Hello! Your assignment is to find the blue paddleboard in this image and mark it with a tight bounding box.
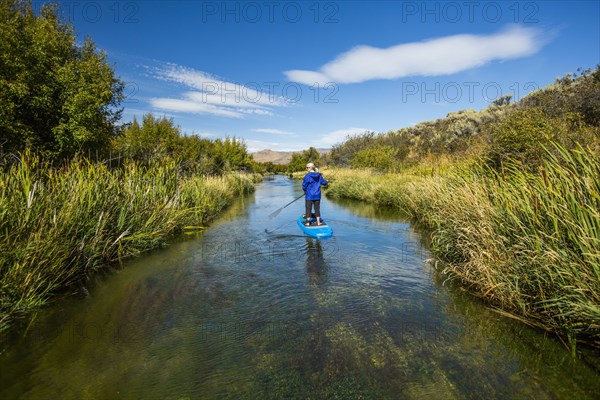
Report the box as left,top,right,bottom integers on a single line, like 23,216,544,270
297,215,333,238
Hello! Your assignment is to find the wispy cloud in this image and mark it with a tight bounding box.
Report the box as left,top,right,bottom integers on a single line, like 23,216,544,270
149,63,287,118
252,128,296,136
151,98,246,118
286,25,547,85
319,127,372,146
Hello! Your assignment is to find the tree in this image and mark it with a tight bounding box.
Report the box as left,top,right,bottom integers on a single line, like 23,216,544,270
304,146,320,163
287,146,321,172
0,0,124,160
212,137,253,172
113,113,255,173
114,114,180,163
176,134,215,174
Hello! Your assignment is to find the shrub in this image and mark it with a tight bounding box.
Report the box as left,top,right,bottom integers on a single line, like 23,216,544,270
351,145,399,171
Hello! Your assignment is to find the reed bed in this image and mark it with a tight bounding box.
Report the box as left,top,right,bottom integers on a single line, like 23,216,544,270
0,154,258,329
327,146,600,348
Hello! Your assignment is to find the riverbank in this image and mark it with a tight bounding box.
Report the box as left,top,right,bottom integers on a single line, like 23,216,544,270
0,154,261,330
325,147,600,349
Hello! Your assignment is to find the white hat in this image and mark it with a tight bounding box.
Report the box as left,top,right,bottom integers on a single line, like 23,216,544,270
306,162,314,168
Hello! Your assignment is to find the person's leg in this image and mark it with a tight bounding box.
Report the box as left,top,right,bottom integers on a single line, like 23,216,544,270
305,200,312,225
314,200,321,224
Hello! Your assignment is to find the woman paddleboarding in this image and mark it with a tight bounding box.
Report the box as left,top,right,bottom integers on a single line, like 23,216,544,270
302,162,328,226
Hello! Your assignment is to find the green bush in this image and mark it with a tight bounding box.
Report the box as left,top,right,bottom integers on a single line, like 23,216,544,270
485,107,599,170
521,66,600,127
351,145,399,171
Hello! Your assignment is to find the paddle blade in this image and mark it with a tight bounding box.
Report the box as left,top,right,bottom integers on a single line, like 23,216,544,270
268,207,283,219
269,193,304,220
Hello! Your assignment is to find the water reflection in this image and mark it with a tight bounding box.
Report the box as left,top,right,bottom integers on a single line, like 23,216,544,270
305,237,328,284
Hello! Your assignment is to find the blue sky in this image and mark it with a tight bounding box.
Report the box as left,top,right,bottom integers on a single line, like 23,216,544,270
55,1,599,152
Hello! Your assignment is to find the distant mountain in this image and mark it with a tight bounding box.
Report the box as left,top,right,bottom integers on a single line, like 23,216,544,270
251,148,331,164
251,150,294,164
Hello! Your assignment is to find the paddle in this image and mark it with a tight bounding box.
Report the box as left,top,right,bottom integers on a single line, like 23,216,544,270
268,169,335,220
268,193,305,219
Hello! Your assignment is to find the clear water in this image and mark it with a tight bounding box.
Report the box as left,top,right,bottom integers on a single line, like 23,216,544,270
1,175,599,399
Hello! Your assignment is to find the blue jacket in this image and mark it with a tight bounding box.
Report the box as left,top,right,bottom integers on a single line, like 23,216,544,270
302,172,328,200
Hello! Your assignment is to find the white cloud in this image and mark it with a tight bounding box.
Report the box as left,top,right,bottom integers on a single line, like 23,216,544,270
151,98,244,118
285,25,546,85
149,63,286,118
285,70,330,86
319,127,372,146
242,108,273,116
252,128,296,136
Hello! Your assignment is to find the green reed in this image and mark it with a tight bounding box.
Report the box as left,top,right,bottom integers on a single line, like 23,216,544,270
0,153,258,329
327,145,600,348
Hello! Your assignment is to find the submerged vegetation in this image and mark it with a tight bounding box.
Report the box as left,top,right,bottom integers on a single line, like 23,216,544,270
326,67,600,348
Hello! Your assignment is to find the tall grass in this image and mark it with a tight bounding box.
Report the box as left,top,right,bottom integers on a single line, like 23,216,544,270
0,153,259,329
327,145,600,348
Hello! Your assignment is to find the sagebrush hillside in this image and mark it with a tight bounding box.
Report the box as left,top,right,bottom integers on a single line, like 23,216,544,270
326,67,600,170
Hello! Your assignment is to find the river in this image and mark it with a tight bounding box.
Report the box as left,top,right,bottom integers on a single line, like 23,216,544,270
1,175,598,399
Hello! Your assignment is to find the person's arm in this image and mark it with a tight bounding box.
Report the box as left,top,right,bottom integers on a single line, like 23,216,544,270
320,175,328,186
302,175,308,192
